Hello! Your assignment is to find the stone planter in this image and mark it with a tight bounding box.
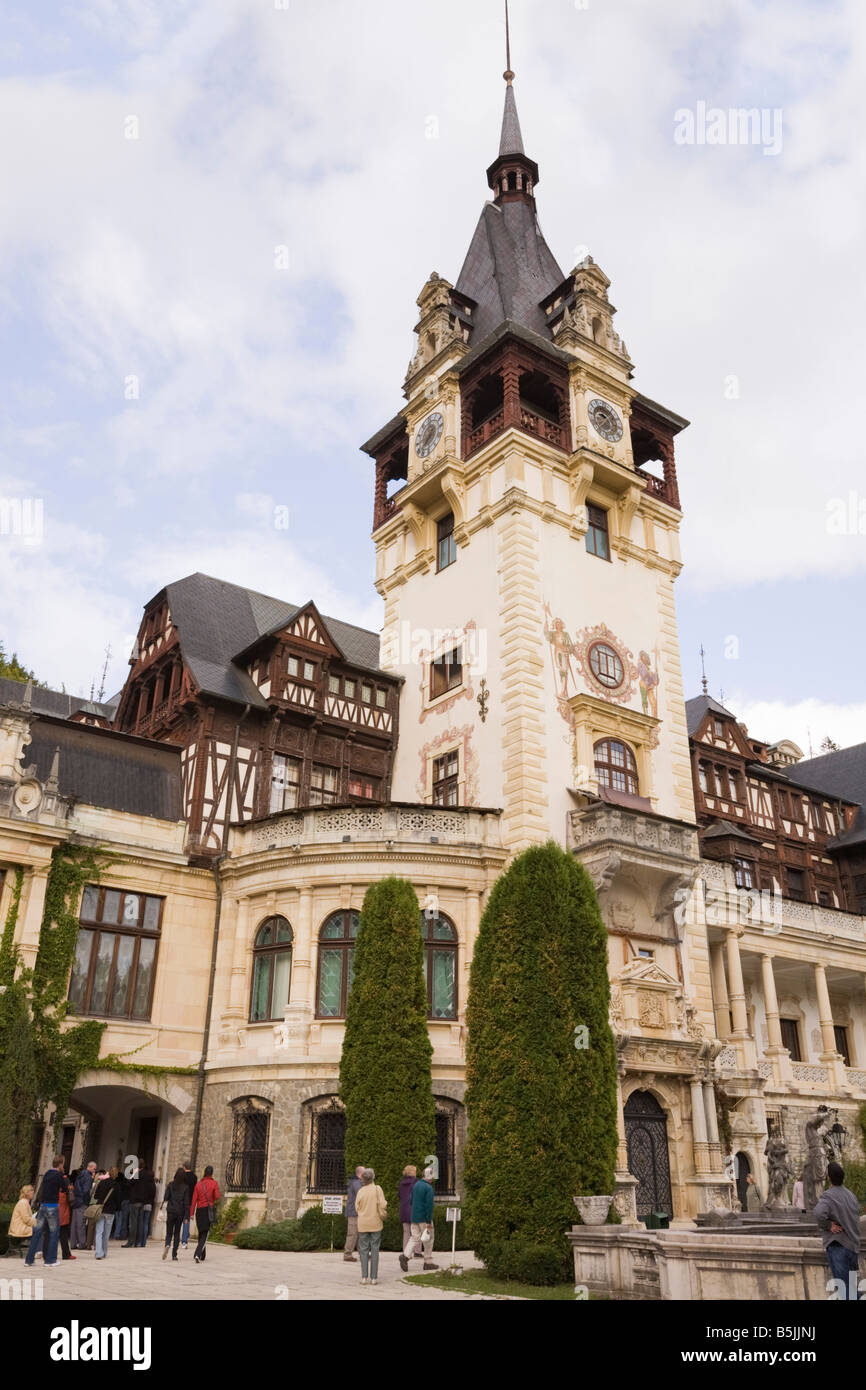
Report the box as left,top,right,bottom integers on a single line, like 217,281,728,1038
574,1195,613,1226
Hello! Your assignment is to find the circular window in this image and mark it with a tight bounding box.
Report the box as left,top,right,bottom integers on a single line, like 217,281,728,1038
588,642,624,689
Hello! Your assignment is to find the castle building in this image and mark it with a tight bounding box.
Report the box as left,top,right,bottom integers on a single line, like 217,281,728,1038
2,69,864,1227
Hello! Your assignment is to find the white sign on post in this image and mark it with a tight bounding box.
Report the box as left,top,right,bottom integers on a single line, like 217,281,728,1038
446,1207,461,1223
322,1196,343,1215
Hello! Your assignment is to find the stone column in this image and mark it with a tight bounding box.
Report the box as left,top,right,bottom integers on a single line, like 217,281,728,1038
702,1081,720,1146
612,1060,639,1225
761,954,784,1051
15,864,51,969
280,886,315,1056
710,942,731,1040
813,963,838,1059
725,929,749,1036
690,1074,709,1170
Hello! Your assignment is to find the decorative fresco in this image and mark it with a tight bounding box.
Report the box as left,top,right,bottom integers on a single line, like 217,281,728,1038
417,617,479,723
417,724,480,805
542,601,661,730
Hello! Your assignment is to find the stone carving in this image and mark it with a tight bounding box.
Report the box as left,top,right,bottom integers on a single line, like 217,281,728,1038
637,990,665,1029
763,1128,793,1209
802,1105,833,1209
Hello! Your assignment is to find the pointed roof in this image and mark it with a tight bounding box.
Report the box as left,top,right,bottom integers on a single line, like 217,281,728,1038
499,82,525,156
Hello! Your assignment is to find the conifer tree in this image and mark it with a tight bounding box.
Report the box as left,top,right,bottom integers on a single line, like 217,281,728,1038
464,841,617,1277
339,877,436,1207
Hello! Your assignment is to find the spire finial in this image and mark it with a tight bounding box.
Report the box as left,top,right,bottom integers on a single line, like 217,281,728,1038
699,644,708,696
504,0,514,84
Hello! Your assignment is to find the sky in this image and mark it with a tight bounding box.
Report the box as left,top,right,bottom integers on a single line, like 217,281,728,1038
0,0,864,755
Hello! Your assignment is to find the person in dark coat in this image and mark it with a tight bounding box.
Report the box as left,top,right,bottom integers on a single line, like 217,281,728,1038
24,1157,68,1268
70,1161,96,1249
161,1168,191,1261
124,1166,156,1247
181,1162,197,1250
398,1166,423,1260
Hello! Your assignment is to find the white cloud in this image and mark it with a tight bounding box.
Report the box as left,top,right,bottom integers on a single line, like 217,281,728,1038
731,695,866,757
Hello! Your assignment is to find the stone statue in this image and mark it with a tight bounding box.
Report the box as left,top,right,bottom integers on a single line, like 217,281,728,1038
763,1128,793,1209
802,1105,833,1209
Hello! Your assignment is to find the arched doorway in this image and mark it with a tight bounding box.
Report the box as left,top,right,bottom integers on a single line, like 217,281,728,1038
624,1090,673,1220
734,1151,751,1212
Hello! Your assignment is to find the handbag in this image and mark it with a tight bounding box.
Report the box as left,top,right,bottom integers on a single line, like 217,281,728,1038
207,1204,216,1224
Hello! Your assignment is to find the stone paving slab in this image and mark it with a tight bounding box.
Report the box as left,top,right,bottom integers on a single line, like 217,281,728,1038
10,1243,489,1301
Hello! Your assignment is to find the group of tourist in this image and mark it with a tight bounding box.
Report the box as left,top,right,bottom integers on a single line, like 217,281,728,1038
341,1163,439,1286
6,1155,222,1267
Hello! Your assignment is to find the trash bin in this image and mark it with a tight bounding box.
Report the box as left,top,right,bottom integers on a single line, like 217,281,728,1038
644,1211,670,1230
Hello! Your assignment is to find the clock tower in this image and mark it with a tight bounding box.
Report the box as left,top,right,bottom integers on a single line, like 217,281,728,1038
364,68,696,855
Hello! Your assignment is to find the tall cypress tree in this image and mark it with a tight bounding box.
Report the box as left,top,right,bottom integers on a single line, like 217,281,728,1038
339,877,436,1207
464,841,617,1275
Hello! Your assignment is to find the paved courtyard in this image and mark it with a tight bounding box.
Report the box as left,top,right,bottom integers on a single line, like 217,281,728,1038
9,1243,490,1301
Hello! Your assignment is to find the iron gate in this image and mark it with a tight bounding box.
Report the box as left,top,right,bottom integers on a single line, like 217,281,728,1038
624,1090,673,1219
307,1102,346,1194
226,1103,270,1193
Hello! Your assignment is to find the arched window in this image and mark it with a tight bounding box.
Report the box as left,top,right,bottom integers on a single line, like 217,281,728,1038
250,916,293,1022
306,1098,346,1194
594,739,639,796
316,910,360,1018
226,1097,271,1193
422,913,458,1020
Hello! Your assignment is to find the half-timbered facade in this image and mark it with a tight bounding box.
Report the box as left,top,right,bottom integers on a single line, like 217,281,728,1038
113,574,401,856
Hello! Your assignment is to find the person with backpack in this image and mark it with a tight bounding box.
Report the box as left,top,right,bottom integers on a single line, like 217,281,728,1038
189,1165,221,1263
162,1168,191,1261
70,1161,96,1250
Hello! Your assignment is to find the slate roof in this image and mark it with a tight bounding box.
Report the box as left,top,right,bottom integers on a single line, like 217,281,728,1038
788,743,866,849
685,694,738,737
498,83,525,157
29,717,182,821
0,677,117,721
162,573,385,710
454,199,565,347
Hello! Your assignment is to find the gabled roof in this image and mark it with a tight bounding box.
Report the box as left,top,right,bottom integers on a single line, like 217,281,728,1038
160,573,386,710
701,818,760,844
685,694,738,737
790,743,866,848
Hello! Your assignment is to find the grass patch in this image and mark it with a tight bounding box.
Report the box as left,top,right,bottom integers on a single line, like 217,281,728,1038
404,1269,578,1300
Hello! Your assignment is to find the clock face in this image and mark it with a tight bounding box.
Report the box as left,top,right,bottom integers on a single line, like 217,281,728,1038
415,411,444,459
588,398,623,443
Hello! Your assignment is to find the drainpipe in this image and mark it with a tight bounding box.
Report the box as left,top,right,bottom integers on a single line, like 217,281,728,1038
190,704,249,1172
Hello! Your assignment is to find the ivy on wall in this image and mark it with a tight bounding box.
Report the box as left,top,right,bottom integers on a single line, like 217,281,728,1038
0,847,108,1199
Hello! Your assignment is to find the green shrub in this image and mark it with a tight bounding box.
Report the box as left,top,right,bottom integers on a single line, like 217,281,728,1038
464,842,618,1280
209,1194,247,1243
234,1220,318,1252
484,1239,572,1286
340,878,436,1209
298,1205,348,1247
843,1161,866,1204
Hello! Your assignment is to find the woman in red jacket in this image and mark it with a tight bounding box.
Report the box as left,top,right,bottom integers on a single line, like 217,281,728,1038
189,1165,221,1263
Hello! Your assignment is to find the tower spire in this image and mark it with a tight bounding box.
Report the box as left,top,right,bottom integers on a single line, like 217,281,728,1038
504,0,514,84
699,644,709,696
487,2,537,202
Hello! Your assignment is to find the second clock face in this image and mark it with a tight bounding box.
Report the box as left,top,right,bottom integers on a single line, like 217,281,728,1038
588,398,623,443
415,411,444,459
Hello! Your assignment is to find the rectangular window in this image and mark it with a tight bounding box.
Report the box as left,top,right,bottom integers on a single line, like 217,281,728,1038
637,948,655,960
310,764,339,805
786,868,806,901
303,661,315,682
728,771,740,801
344,679,356,700
834,1025,851,1066
348,776,380,800
68,886,163,1021
328,675,340,694
585,504,610,561
430,646,463,700
733,858,754,889
270,754,301,813
432,750,459,807
437,513,457,571
779,1017,802,1061
713,719,724,738
287,657,299,677
361,684,372,704
698,763,708,793
713,768,724,797
375,688,387,708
